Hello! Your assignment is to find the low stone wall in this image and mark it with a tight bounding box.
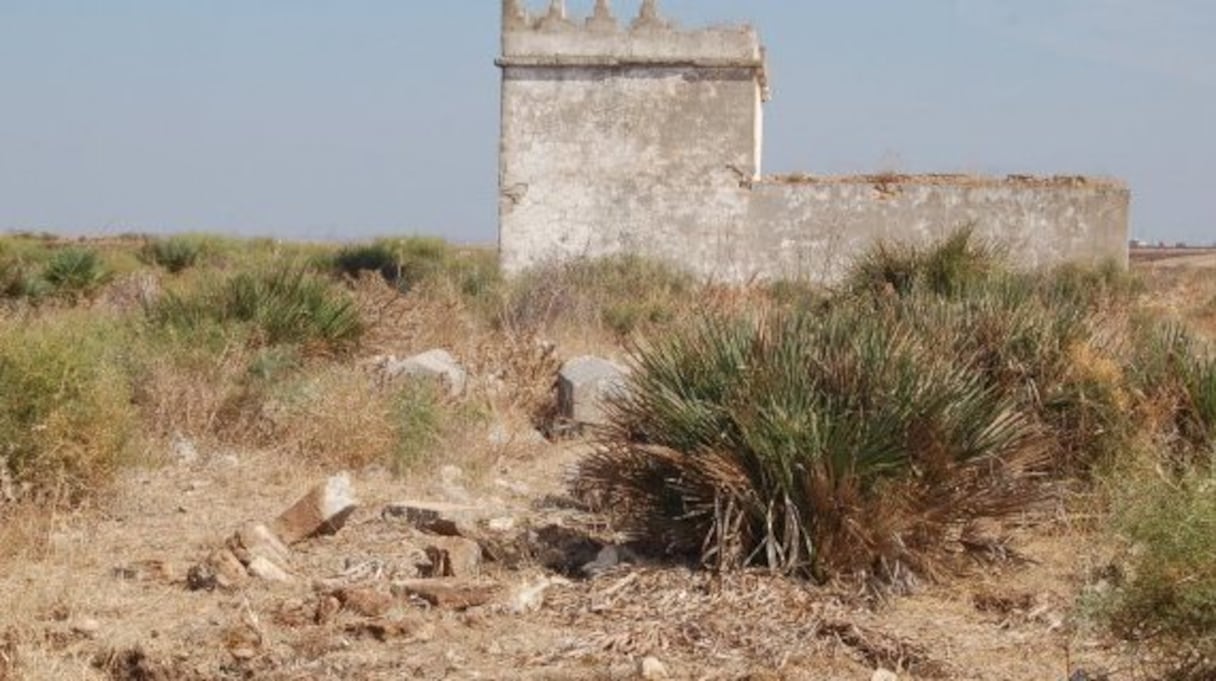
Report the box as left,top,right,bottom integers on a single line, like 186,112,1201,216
732,175,1131,284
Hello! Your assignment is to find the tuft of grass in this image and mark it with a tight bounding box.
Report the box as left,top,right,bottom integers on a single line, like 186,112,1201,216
140,236,203,273
330,238,501,306
389,380,444,474
501,254,694,338
151,267,363,352
0,315,138,506
847,226,1000,298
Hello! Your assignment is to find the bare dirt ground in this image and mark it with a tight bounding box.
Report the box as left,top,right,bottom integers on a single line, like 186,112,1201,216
0,443,1127,681
4,254,1215,681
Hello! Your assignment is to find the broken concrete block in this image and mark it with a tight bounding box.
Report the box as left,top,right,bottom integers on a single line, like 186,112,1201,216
391,579,500,610
272,473,358,545
383,350,467,397
246,555,292,582
231,522,292,567
421,536,482,578
187,548,249,591
557,356,629,426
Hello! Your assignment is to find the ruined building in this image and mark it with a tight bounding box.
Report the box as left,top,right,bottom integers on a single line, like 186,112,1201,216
496,0,1130,282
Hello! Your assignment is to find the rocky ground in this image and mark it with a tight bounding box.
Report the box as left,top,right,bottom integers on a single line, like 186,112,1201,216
0,420,1135,681
6,251,1214,681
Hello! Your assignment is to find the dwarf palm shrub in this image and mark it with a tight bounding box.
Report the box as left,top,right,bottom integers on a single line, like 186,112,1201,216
579,307,1041,584
1130,323,1216,457
141,236,203,273
41,247,110,296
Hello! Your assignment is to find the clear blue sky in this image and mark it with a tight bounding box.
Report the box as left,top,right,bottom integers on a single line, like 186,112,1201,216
1,1,1212,244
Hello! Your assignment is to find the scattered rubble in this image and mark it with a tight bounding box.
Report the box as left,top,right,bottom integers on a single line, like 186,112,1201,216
188,474,355,590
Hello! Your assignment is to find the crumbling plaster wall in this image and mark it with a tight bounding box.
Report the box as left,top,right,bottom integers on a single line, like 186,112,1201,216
497,1,1130,283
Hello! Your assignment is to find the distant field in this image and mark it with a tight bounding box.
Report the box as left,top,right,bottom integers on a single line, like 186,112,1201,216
1131,246,1216,263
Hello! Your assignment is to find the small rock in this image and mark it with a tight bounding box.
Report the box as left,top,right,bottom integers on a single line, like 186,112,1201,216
345,616,433,643
112,559,177,583
230,523,292,568
382,500,480,536
272,472,358,545
871,670,899,681
71,618,101,638
582,545,623,577
440,465,464,485
487,516,517,533
509,577,560,614
487,423,511,447
247,555,292,582
639,656,669,680
494,478,530,496
421,536,482,578
190,549,248,591
170,433,199,464
382,349,467,397
315,596,342,625
336,588,394,617
391,579,500,610
558,356,629,426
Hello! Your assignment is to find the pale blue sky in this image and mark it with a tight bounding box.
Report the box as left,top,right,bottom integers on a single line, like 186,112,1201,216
1,1,1212,244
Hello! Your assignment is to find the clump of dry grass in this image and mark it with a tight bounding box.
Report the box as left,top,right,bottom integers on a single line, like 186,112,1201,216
259,365,398,470
0,313,138,507
498,254,696,339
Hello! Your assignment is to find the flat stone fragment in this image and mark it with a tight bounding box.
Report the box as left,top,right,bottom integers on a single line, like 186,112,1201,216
557,356,629,426
272,473,358,545
381,500,481,536
383,349,467,397
246,555,292,582
391,579,500,610
421,536,483,578
335,587,395,617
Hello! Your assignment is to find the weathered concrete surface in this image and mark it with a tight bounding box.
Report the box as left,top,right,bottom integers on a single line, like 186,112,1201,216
496,1,1130,283
558,356,629,426
743,176,1130,284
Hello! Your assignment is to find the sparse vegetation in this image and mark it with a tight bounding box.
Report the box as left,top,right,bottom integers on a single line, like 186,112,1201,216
1095,460,1216,680
578,229,1213,595
0,315,137,505
330,237,501,301
3,229,1216,679
151,266,363,352
500,254,694,337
